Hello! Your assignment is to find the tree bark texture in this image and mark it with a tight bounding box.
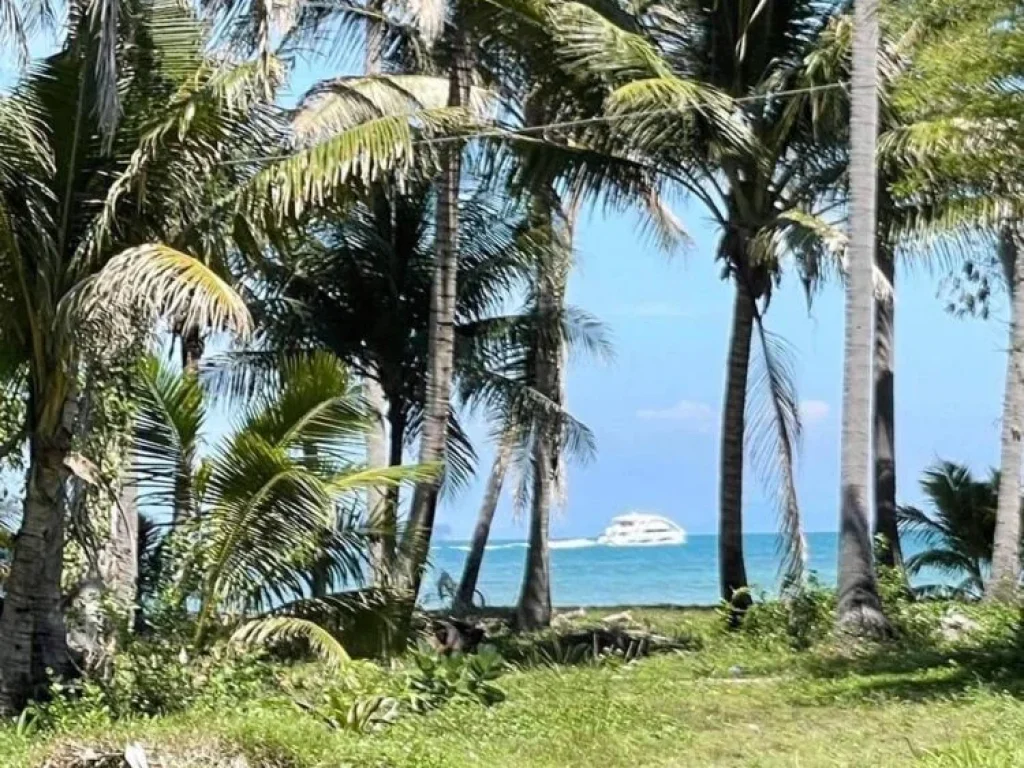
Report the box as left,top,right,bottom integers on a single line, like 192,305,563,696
0,402,76,713
873,243,902,569
719,282,754,612
837,0,888,636
988,226,1024,602
365,375,393,583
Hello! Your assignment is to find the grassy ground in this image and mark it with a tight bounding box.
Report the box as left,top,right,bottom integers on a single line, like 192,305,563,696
6,606,1024,767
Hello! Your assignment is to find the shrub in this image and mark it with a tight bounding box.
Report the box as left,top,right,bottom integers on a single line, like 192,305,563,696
17,639,274,734
404,645,506,712
738,577,836,650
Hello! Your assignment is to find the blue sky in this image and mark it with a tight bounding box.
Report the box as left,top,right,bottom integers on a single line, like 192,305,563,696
437,200,1010,540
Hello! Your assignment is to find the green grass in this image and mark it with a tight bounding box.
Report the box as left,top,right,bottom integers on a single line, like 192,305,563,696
8,606,1024,767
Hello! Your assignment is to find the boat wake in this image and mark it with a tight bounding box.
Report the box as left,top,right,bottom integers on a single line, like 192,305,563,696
449,542,529,552
550,538,598,550
448,539,599,552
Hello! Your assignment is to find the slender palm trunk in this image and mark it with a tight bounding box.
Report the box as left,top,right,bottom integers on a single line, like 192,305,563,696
837,0,888,635
385,406,405,537
988,226,1024,602
173,328,202,525
517,201,568,631
873,243,902,569
0,401,75,713
454,429,514,613
361,0,393,585
719,281,754,614
403,42,465,600
365,376,392,582
518,433,553,629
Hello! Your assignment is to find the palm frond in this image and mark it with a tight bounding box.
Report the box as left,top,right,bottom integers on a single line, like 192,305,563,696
134,356,206,508
232,616,351,667
241,105,472,220
745,322,806,591
242,351,366,457
294,74,495,143
75,244,252,341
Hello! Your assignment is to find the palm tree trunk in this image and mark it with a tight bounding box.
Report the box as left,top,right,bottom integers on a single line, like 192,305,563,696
988,225,1024,602
173,327,202,525
455,428,514,614
180,325,204,375
385,405,405,546
719,281,754,615
837,0,888,635
365,376,392,583
517,200,568,631
517,432,553,629
873,243,902,569
403,40,466,600
0,402,76,713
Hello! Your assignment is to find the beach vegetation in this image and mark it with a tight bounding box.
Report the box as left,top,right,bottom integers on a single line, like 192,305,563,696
0,0,1021,760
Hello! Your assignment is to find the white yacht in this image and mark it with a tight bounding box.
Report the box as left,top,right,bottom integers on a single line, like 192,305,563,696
597,512,686,547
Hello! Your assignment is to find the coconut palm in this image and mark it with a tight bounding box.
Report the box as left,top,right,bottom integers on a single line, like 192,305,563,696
0,0,283,710
134,351,430,656
897,461,1001,598
546,0,855,608
238,179,604,601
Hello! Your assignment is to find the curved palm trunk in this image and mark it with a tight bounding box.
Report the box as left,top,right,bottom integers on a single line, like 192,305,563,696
455,429,514,613
0,401,75,713
873,244,902,569
988,226,1024,602
403,44,465,601
365,376,392,583
837,0,888,635
719,282,754,615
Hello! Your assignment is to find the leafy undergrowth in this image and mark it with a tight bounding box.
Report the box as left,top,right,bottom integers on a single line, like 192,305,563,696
8,604,1024,767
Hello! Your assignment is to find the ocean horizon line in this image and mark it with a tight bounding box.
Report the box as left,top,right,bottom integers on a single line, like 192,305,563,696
434,530,842,544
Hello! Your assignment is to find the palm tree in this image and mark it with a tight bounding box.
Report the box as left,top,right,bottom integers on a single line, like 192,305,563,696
134,352,428,656
897,461,1000,598
547,0,854,608
0,1,271,711
836,0,888,635
516,197,572,629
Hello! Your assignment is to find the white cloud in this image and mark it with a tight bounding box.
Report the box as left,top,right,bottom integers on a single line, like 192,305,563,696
637,400,715,433
799,400,830,425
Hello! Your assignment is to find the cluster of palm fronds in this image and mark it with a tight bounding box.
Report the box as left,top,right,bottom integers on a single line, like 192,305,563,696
898,462,1004,599
131,351,433,660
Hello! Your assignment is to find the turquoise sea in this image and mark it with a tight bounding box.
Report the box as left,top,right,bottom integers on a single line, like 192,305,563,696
424,531,929,608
